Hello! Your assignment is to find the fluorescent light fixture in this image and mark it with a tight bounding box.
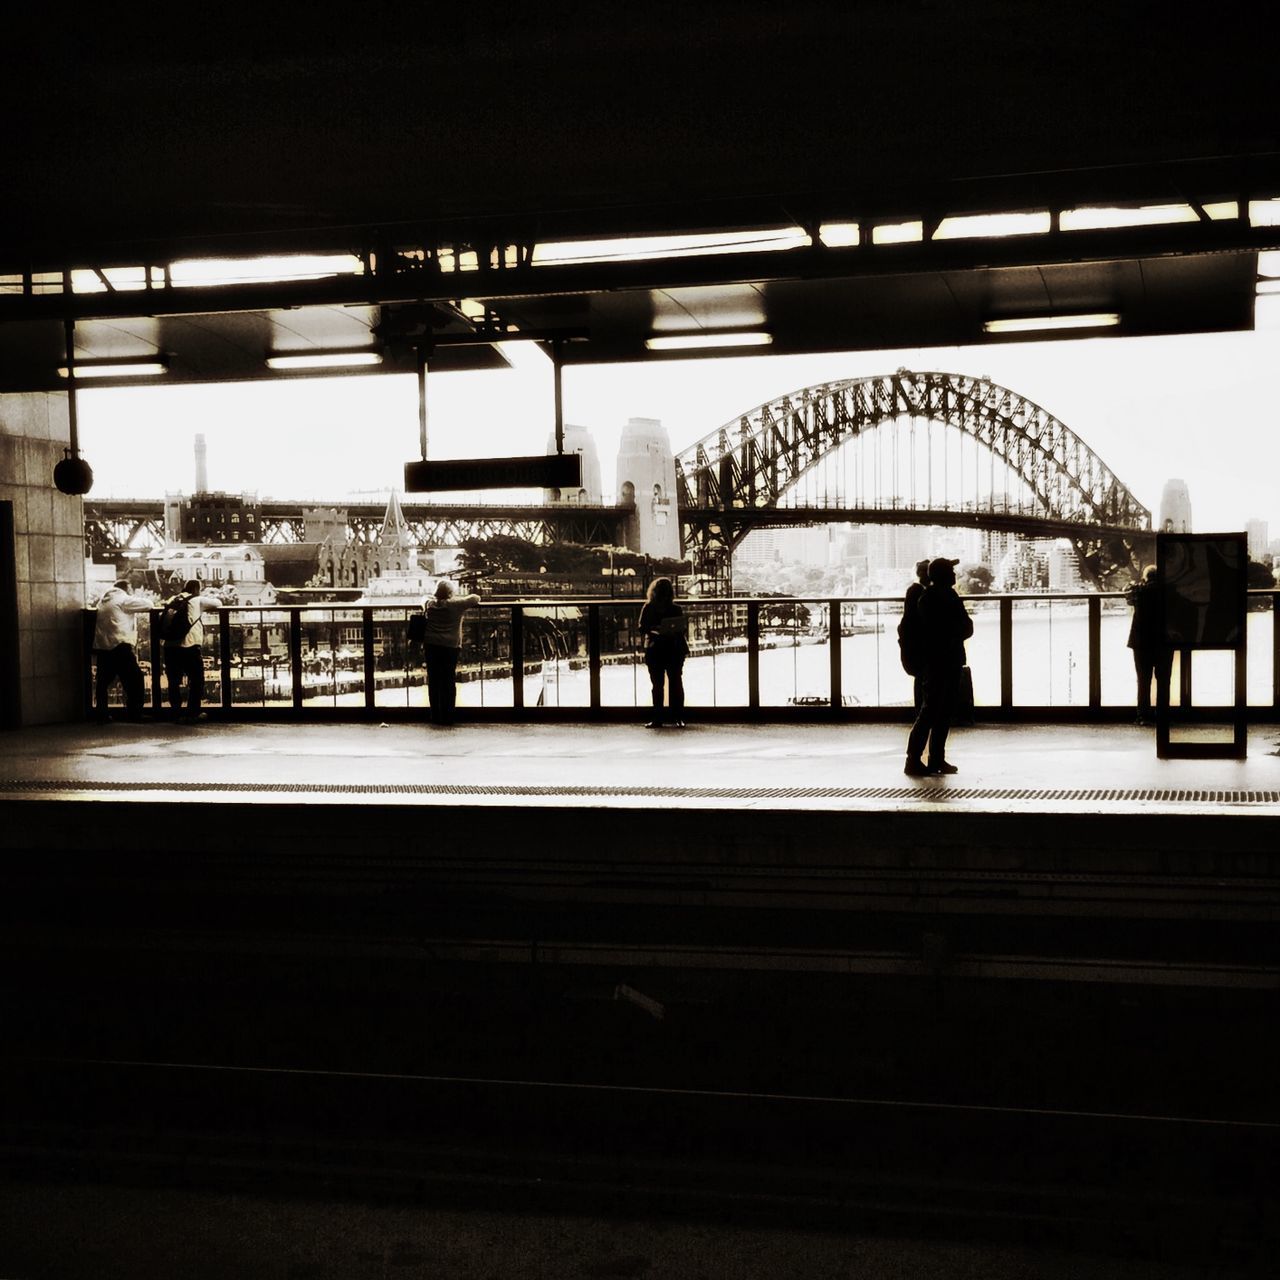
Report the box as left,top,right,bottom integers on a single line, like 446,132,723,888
933,211,1051,240
170,254,364,288
645,331,773,351
57,357,168,378
265,350,383,370
533,227,810,267
1060,204,1196,231
818,223,860,247
871,221,924,245
1259,251,1280,278
1249,199,1280,227
1256,279,1280,295
1203,201,1239,220
983,313,1120,334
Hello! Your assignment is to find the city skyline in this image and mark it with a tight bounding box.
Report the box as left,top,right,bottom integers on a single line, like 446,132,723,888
78,326,1279,535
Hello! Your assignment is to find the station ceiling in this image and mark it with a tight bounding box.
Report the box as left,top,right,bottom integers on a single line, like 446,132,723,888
2,9,1278,391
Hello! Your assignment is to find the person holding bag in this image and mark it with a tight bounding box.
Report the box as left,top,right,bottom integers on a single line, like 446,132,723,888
638,576,688,728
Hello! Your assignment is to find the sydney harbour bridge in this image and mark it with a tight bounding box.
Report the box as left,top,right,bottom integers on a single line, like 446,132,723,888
83,370,1153,587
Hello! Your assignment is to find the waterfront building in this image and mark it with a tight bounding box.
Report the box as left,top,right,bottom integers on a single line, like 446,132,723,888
310,491,422,589
146,544,274,605
1158,479,1193,533
180,490,262,544
1047,539,1086,590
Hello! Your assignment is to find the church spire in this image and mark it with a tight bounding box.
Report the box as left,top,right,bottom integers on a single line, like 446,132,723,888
379,488,411,548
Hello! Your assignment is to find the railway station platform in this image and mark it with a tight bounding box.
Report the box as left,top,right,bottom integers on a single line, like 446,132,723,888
3,721,1280,1270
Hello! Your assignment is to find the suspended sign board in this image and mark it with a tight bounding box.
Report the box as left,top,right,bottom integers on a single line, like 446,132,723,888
404,454,582,493
1158,532,1247,649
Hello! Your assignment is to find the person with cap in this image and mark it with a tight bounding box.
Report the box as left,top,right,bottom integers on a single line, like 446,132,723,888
904,557,973,776
898,557,932,709
91,578,153,722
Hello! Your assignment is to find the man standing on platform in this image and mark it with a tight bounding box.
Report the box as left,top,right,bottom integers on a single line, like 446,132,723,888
161,578,224,722
904,557,973,777
91,579,152,722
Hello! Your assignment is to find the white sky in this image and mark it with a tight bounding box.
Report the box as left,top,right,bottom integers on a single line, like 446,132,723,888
78,329,1279,535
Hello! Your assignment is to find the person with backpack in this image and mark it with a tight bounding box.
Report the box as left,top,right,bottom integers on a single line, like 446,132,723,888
420,580,481,725
91,579,153,722
897,558,931,709
638,576,689,727
904,557,973,777
159,578,223,722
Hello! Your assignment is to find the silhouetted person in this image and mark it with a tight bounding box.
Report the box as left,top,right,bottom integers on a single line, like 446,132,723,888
1126,565,1172,725
161,578,223,722
422,579,480,725
639,576,688,727
905,558,973,776
92,579,151,722
898,557,931,709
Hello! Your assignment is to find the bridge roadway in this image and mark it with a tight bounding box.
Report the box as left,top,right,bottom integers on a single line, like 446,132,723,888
3,722,1279,1266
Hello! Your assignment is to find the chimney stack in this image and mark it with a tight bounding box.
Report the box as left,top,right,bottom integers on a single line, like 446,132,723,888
194,433,208,493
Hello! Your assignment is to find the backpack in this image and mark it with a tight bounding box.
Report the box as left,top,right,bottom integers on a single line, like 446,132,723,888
897,589,925,677
407,609,427,647
157,594,195,646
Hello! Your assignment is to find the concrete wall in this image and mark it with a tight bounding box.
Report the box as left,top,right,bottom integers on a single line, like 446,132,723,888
0,393,86,725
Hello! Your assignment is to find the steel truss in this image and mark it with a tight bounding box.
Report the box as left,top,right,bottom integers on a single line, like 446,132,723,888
675,370,1153,586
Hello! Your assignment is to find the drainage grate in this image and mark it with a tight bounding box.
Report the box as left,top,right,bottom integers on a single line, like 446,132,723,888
2,779,1279,805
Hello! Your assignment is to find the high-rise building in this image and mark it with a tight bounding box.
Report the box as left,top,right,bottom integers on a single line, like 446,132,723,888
543,423,602,504
616,417,681,561
1245,518,1269,560
1158,479,1192,533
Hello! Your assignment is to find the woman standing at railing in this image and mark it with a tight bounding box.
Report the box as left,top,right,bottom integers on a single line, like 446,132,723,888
638,576,689,728
422,580,480,726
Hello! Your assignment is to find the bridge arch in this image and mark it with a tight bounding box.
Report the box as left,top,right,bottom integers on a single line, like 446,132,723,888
674,370,1152,583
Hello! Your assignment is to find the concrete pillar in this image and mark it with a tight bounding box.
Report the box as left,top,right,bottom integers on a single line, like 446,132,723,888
0,392,87,725
615,417,680,561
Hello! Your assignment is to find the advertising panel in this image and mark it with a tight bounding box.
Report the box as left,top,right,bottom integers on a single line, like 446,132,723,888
1157,533,1247,650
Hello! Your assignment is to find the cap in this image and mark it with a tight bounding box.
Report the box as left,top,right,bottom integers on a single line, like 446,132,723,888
927,557,959,582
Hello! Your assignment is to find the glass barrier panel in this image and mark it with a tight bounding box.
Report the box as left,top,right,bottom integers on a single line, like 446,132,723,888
226,609,272,707
684,601,748,708
598,602,643,709
759,598,825,707
198,611,223,709
961,598,1001,707
522,605,591,708
1247,601,1275,706
374,608,423,709
852,599,908,710
296,608,346,708
1099,596,1133,707
456,606,513,708
1044,598,1090,707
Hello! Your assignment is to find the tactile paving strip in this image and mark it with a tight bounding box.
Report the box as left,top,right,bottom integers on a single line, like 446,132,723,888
2,779,1279,804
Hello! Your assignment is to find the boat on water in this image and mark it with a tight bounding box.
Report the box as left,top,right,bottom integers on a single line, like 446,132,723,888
352,567,440,608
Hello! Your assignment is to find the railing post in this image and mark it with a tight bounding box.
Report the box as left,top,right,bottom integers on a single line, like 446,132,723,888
587,603,602,709
1179,648,1193,707
218,610,232,710
828,599,841,710
1087,595,1101,709
999,597,1013,708
150,609,163,713
747,601,760,709
362,608,375,709
511,605,524,710
1272,593,1280,711
290,608,303,711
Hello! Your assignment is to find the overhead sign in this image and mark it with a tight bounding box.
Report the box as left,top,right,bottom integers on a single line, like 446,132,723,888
404,454,583,493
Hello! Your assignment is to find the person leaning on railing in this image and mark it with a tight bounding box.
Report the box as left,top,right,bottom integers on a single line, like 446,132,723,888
1126,565,1172,726
91,579,152,723
162,578,225,723
422,580,481,726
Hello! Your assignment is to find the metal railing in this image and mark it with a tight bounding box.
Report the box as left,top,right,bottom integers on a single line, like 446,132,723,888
83,591,1280,720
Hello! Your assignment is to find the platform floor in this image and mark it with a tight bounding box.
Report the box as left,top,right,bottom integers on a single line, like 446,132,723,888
3,719,1279,813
